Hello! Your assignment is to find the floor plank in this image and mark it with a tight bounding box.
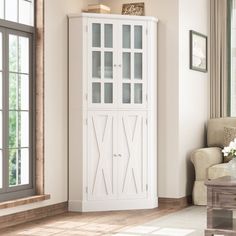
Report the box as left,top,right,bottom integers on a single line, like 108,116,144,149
0,205,186,236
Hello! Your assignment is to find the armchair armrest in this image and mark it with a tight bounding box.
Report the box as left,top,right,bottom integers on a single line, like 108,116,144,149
191,147,223,181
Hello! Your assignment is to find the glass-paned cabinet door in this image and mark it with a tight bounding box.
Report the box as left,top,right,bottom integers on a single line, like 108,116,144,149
88,19,117,108
119,22,146,108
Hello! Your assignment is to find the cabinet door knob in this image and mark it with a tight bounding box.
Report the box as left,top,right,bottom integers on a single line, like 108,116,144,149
118,154,122,157
113,64,117,67
113,154,117,157
118,64,122,67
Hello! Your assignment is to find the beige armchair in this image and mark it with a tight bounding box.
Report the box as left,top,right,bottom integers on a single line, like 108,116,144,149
191,117,236,205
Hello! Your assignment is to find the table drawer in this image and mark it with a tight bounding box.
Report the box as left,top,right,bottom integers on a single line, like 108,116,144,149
212,188,236,208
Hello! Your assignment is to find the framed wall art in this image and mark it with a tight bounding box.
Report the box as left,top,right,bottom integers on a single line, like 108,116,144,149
190,30,207,73
122,2,145,16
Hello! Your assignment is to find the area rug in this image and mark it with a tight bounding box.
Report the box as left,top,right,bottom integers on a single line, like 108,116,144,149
115,206,206,236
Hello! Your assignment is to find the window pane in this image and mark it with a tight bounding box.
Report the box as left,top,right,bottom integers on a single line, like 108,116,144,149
123,25,131,49
6,0,18,23
20,148,29,185
19,0,34,26
0,72,2,109
9,73,18,110
105,24,113,48
134,26,142,49
0,112,2,149
92,23,101,47
19,36,29,74
9,35,18,73
20,112,29,147
104,52,113,79
104,83,113,103
0,0,3,19
9,74,29,111
9,148,29,186
9,111,29,148
0,32,2,71
134,84,142,104
92,83,101,103
134,53,142,79
9,149,17,186
123,83,131,104
123,52,131,79
20,75,29,110
9,111,19,148
0,150,2,188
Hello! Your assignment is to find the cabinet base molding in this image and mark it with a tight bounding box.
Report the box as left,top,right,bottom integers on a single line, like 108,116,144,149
69,198,158,212
158,196,192,208
0,202,68,229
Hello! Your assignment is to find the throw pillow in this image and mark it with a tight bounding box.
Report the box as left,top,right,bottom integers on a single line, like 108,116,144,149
223,126,236,162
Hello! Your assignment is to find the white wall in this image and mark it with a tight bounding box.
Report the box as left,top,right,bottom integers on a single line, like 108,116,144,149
100,0,210,198
0,0,90,217
0,0,210,217
178,0,210,197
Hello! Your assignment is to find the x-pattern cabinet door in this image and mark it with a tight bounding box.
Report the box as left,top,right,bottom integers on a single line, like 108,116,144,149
117,111,147,199
87,111,117,200
87,110,147,200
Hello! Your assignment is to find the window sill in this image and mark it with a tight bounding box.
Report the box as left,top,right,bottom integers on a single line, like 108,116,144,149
0,194,50,210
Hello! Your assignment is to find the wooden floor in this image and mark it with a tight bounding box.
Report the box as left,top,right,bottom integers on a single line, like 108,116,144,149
0,205,186,236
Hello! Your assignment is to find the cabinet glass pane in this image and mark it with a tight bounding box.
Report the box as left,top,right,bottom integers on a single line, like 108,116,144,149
92,83,101,103
104,83,113,104
92,23,101,47
134,84,142,104
105,24,113,48
134,53,142,79
123,25,131,49
104,52,113,79
92,51,101,78
6,0,17,23
123,53,131,79
134,26,142,49
123,83,131,104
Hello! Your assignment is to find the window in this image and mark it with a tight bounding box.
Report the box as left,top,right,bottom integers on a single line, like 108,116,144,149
0,0,35,201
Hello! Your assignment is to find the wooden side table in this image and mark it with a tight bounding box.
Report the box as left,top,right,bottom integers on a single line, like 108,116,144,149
205,176,236,236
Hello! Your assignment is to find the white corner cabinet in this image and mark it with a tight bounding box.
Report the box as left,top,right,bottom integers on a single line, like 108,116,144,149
68,13,158,212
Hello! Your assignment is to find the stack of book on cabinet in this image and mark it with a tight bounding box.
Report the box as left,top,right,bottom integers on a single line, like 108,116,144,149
83,4,111,14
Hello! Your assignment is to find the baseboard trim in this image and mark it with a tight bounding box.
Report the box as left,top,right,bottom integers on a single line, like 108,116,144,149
158,196,192,208
0,202,68,229
69,198,158,212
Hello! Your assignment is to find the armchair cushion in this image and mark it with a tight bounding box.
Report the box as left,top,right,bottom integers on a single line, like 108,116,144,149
191,147,223,180
207,118,236,148
208,163,229,179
